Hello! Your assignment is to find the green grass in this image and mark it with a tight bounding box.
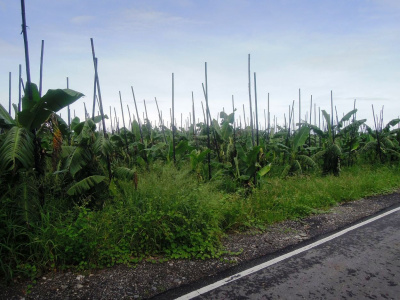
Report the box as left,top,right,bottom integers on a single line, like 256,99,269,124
1,162,400,283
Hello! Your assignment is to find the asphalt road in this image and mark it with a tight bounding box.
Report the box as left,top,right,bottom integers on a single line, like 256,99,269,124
177,208,400,299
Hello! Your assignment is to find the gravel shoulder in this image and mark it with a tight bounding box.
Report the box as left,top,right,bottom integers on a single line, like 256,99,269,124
2,191,400,300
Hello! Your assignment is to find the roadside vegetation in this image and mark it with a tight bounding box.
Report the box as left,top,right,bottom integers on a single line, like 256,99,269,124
2,0,400,284
1,85,400,283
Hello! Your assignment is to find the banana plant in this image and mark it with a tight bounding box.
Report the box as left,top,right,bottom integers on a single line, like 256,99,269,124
361,118,400,163
0,83,83,176
281,126,316,177
58,117,112,203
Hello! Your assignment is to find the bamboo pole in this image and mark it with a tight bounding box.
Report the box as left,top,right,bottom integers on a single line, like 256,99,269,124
243,104,247,128
67,77,70,130
314,103,316,126
90,39,105,129
205,62,211,179
331,90,334,141
254,72,259,146
91,72,96,120
192,92,196,135
114,107,119,134
232,95,236,144
90,38,111,179
119,91,129,153
39,40,44,97
372,104,383,162
309,95,312,148
298,88,301,129
144,99,149,124
248,54,254,146
20,0,32,101
83,102,88,120
155,97,166,143
90,43,107,137
264,109,266,134
130,87,144,142
110,106,114,133
201,83,220,163
18,64,22,112
8,72,11,116
201,101,206,124
127,105,132,129
172,73,176,163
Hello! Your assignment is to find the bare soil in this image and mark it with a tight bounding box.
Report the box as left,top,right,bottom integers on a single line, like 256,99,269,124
2,191,400,300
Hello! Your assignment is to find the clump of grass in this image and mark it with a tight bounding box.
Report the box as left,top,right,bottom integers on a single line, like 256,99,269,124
245,163,400,226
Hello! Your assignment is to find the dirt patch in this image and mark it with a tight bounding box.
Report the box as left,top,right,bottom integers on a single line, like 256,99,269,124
2,191,400,299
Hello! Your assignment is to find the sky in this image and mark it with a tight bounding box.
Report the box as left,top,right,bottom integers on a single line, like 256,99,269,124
1,0,400,130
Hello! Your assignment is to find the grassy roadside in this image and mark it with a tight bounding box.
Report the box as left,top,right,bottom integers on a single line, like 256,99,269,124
1,163,400,283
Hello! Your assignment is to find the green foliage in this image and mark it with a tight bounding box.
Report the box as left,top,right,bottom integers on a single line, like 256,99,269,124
0,127,34,173
4,81,400,287
19,83,84,131
67,175,106,196
0,104,16,129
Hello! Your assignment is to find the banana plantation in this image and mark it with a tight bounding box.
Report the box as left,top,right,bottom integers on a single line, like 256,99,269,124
1,78,400,282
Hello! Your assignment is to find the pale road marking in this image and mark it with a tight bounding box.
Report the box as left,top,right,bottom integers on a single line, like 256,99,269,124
176,206,400,300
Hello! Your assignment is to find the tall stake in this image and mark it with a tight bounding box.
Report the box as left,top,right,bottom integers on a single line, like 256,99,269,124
232,95,236,143
298,88,301,129
254,72,259,146
309,95,312,148
248,54,254,146
90,39,111,180
267,93,270,140
143,99,149,124
119,91,129,153
201,101,206,124
192,92,196,135
331,90,334,141
109,106,114,133
90,39,107,135
372,105,383,162
205,62,211,179
155,97,166,143
67,77,70,130
39,40,44,96
172,73,176,163
20,0,32,100
127,105,132,129
92,59,107,136
131,87,144,142
114,107,119,133
8,72,11,116
91,72,97,120
243,104,247,128
83,102,87,120
18,64,22,112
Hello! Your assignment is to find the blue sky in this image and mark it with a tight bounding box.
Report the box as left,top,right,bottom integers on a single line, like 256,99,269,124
1,0,400,129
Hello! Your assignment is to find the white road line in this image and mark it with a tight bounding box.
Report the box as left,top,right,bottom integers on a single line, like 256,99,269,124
176,206,400,300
